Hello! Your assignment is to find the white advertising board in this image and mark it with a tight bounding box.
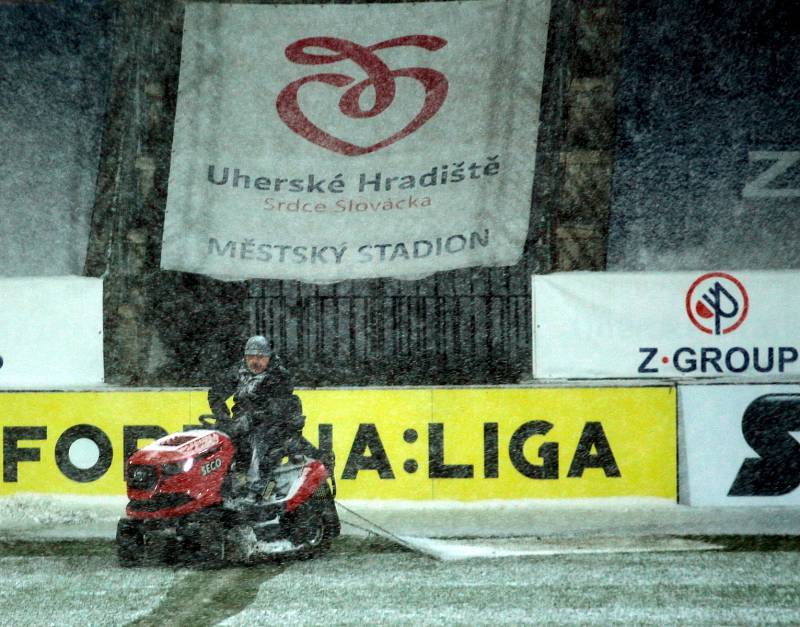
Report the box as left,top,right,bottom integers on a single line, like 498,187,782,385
680,384,800,506
0,277,103,388
532,271,800,379
161,0,550,282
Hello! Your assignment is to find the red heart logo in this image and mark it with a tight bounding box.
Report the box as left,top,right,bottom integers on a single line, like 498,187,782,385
276,36,449,156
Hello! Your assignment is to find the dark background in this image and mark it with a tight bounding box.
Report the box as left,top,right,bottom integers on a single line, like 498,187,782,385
0,0,112,275
2,0,797,386
608,0,800,270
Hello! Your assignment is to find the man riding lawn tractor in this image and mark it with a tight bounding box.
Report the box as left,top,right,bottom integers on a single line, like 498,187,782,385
116,335,340,566
206,335,327,499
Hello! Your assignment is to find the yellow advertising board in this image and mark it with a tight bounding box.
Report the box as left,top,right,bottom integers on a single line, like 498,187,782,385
0,391,207,496
0,387,676,500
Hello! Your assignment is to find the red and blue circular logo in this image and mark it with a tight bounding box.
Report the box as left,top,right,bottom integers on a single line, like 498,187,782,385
685,272,749,335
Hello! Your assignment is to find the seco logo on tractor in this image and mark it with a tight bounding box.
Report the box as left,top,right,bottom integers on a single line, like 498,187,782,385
201,458,223,476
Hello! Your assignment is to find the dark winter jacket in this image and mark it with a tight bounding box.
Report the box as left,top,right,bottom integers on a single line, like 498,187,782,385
207,356,325,479
208,355,295,422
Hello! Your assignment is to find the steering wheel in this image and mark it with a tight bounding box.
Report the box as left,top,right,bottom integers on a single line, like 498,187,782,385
198,413,217,427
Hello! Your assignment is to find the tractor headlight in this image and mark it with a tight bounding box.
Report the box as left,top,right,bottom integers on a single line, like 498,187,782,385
162,458,194,476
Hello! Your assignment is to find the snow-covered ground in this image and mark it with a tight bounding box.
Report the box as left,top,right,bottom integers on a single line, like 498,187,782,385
1,527,799,626
2,494,799,625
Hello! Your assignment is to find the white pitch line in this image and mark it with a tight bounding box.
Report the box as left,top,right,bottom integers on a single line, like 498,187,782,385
397,536,723,561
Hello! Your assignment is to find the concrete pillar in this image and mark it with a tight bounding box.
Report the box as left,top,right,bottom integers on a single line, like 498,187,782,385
553,0,619,271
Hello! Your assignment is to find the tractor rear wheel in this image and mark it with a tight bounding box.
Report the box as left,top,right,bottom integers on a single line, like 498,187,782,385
281,484,337,558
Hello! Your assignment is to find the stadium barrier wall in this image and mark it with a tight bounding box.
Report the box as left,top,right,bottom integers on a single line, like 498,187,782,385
0,386,676,501
530,271,800,508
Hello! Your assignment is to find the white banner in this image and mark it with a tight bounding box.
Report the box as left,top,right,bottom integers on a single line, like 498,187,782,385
680,384,800,506
0,277,104,388
161,0,550,282
532,271,800,379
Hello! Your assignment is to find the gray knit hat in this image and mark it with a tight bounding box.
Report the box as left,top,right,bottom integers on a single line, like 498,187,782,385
244,335,271,357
